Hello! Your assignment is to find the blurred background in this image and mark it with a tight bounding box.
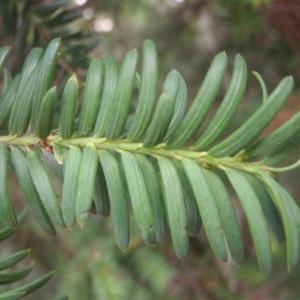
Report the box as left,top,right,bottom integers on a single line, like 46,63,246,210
1,0,300,299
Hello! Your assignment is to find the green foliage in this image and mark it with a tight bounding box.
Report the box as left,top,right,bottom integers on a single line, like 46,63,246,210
0,38,300,277
250,0,273,7
54,222,177,300
0,0,99,70
0,211,52,299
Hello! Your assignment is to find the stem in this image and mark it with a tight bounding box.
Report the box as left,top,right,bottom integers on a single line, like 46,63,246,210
0,134,268,175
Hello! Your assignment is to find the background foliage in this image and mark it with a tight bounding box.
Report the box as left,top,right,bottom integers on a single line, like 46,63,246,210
1,0,300,299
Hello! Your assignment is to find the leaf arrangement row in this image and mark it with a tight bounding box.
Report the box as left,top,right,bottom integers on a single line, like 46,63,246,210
0,211,52,299
0,38,300,274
